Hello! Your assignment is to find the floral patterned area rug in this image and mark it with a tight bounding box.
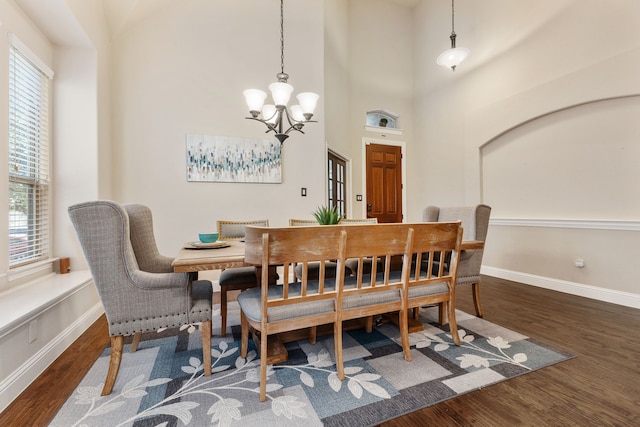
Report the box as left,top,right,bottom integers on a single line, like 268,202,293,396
49,307,572,427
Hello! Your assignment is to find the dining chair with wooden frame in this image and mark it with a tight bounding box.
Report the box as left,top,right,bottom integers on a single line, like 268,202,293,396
216,219,273,335
288,218,318,226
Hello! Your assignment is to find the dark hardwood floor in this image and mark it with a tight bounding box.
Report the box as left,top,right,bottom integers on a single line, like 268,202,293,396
1,276,639,426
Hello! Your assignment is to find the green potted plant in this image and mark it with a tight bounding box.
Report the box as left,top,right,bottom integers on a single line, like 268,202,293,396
312,205,343,225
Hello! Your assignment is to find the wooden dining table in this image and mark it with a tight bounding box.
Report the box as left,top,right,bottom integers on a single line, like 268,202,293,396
173,239,484,273
172,240,248,273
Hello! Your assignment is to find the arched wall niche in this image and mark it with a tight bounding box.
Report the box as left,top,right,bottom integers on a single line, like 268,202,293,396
480,95,640,220
464,48,640,207
458,47,640,305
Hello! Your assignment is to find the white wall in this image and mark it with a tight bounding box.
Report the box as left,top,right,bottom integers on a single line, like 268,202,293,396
3,0,640,411
347,0,414,219
412,0,640,304
110,0,326,256
0,0,106,410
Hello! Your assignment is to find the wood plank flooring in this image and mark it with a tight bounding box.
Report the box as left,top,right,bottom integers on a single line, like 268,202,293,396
1,276,639,426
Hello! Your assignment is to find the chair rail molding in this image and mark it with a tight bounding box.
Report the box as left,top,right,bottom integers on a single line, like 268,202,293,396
490,218,640,232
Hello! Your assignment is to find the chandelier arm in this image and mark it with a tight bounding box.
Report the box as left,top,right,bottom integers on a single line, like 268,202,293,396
244,116,278,134
281,108,305,135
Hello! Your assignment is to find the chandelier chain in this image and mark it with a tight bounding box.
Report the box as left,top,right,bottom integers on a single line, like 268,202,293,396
280,0,285,74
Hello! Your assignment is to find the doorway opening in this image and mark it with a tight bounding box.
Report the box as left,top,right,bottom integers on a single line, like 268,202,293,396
363,140,406,223
328,150,347,218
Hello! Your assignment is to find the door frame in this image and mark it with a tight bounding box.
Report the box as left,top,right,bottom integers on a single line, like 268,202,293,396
360,137,407,221
326,144,353,218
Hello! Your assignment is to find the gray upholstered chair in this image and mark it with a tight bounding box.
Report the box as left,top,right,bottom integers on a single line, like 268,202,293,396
123,203,212,349
68,201,212,396
422,204,491,318
123,203,175,274
216,219,274,335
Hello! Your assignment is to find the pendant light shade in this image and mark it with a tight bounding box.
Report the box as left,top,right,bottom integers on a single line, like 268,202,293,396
436,45,470,71
437,0,469,71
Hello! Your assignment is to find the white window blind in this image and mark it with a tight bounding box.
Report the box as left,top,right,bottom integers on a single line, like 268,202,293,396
8,37,51,267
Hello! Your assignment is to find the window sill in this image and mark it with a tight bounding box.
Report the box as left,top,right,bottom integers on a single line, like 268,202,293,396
0,270,93,339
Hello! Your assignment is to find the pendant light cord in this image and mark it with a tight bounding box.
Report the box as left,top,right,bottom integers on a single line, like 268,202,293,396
451,0,456,35
280,0,285,75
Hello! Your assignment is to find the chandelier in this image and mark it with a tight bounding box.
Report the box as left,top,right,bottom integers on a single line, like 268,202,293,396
436,0,470,71
243,0,319,144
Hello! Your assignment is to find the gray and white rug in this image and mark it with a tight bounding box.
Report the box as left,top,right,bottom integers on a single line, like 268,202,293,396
49,307,572,426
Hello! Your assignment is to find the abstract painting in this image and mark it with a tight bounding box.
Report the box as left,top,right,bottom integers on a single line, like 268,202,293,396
186,134,281,183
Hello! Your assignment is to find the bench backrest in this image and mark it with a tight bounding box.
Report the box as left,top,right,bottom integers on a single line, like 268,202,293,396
244,222,462,323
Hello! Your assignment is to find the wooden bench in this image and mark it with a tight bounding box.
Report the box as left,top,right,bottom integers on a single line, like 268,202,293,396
238,222,463,401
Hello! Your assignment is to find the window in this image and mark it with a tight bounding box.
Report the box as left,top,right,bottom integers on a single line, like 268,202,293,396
8,36,53,267
366,110,398,129
328,151,346,218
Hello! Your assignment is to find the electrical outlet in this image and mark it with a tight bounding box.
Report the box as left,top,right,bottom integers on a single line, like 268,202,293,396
301,188,307,197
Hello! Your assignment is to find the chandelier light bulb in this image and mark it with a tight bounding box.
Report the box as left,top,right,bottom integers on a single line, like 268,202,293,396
269,81,294,107
243,89,267,116
261,104,278,124
297,92,319,116
290,105,305,122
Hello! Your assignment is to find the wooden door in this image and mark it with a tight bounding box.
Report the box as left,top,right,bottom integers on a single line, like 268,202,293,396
365,143,403,223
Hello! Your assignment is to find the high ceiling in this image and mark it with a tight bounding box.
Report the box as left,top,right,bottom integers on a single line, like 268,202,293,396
15,0,577,85
102,0,175,41
101,0,421,41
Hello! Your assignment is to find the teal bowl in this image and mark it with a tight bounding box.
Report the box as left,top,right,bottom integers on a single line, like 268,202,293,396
198,233,219,243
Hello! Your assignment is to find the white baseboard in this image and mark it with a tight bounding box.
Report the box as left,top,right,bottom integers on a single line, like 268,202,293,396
481,266,640,309
0,302,104,413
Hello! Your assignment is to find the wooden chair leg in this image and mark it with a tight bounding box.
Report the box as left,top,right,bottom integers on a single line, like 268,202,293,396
220,287,228,336
259,328,268,402
201,321,212,376
412,307,420,320
309,326,317,345
472,282,483,318
240,312,249,358
448,299,461,346
334,320,344,381
130,332,141,353
438,302,448,325
101,336,124,396
399,308,412,362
